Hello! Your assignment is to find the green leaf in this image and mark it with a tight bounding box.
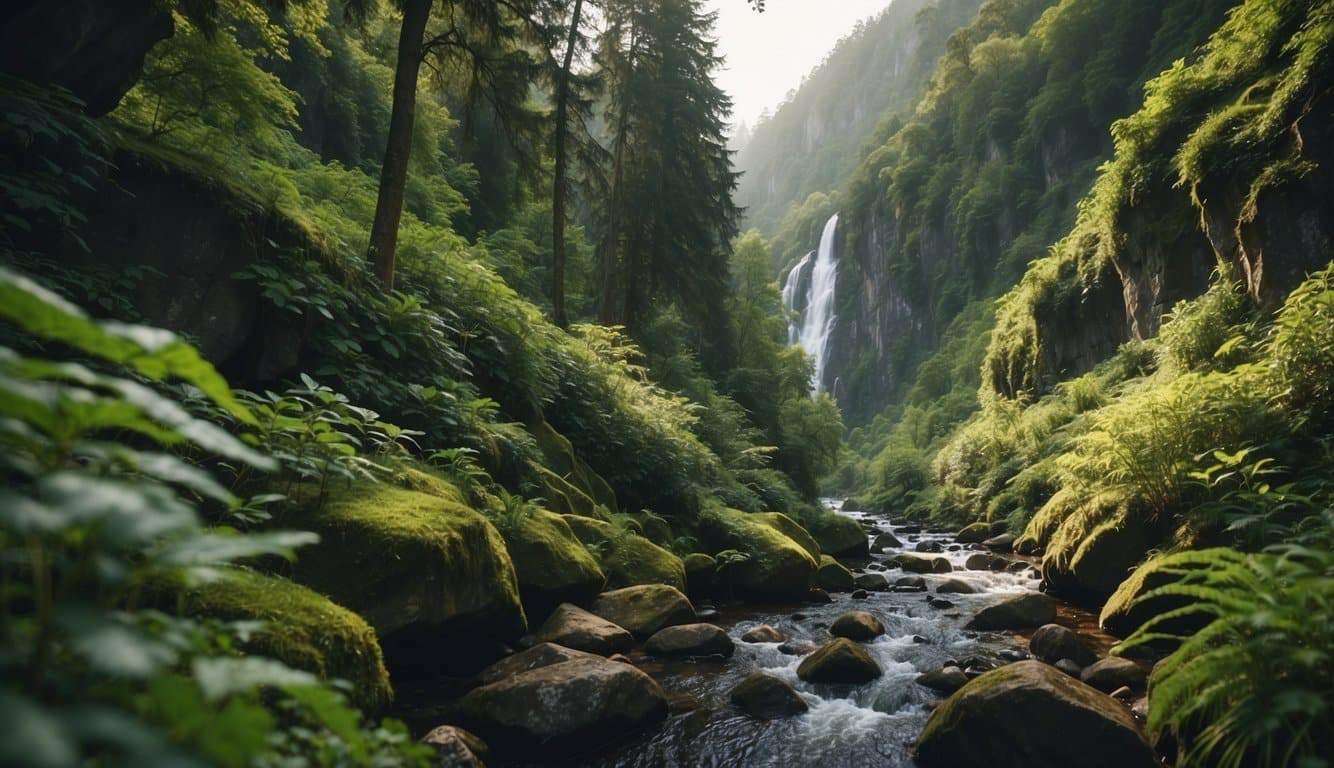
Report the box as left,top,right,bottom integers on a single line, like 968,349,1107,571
191,657,317,702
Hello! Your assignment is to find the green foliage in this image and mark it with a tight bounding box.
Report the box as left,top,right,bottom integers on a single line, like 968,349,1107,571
1267,261,1334,426
1157,275,1251,373
1119,541,1333,768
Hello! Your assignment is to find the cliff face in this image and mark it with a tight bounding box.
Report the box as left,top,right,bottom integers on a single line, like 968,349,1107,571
806,0,1238,420
735,0,984,235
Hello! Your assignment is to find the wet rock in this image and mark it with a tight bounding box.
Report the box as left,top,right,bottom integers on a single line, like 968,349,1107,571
956,522,992,544
851,589,869,600
983,533,1016,553
947,544,962,551
895,554,938,574
478,642,601,685
912,635,929,644
459,656,669,760
928,597,955,609
1055,658,1084,677
1081,657,1147,693
536,604,634,656
1110,685,1136,702
730,671,809,718
796,638,883,684
915,540,943,553
899,525,923,534
893,575,927,591
807,587,834,604
917,666,968,694
608,653,633,665
421,725,489,767
866,562,888,572
854,573,890,591
698,509,817,599
644,623,735,659
830,610,886,641
807,513,871,558
1006,561,1030,573
964,594,1057,631
935,578,977,594
872,532,903,552
1029,624,1097,667
778,640,817,656
741,625,784,643
590,585,696,639
964,554,992,571
997,649,1030,662
915,661,1157,768
932,557,953,574
813,555,855,592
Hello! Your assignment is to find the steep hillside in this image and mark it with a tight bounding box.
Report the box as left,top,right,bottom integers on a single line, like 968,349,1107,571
796,0,1236,422
733,0,983,236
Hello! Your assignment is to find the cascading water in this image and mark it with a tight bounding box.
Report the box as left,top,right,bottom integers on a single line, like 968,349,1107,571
783,213,840,392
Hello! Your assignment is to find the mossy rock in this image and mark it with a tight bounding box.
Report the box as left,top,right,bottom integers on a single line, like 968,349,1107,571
753,512,821,560
166,568,393,711
285,483,526,640
499,509,606,620
1099,552,1213,640
1018,487,1081,552
955,522,992,544
697,508,817,599
813,555,854,592
531,462,604,520
683,553,717,596
1044,494,1159,598
628,512,673,546
804,512,869,558
528,416,619,515
558,515,686,592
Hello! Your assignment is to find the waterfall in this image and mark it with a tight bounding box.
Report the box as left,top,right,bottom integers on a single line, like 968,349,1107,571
784,213,840,393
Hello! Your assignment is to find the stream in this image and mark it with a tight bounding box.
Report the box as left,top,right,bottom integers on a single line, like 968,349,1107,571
578,500,1118,767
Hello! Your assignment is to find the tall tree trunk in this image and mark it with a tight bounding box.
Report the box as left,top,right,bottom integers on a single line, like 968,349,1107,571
550,0,584,328
368,0,431,291
598,88,631,325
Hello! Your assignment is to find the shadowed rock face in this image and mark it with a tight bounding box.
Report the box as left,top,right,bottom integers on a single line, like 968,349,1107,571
915,661,1156,768
1,0,173,116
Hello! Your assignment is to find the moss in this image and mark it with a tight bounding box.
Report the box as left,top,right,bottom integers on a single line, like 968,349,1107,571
168,568,393,711
697,508,817,599
628,512,673,546
558,514,686,592
284,482,526,639
528,416,619,515
1018,486,1082,552
753,513,821,560
1099,551,1212,639
814,555,855,592
804,511,869,558
499,509,605,617
1043,491,1160,597
682,553,717,595
531,462,603,519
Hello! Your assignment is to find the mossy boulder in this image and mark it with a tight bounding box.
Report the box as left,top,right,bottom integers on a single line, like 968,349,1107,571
683,553,718,596
589,584,696,639
531,462,604,520
697,508,818,599
956,522,992,543
1099,552,1212,639
499,509,605,619
644,623,735,659
1044,499,1158,598
527,416,619,515
805,512,869,558
754,512,822,560
915,661,1155,768
829,610,885,641
796,639,882,684
559,515,685,591
964,594,1057,630
730,672,809,718
813,555,854,592
535,603,634,656
286,483,526,640
168,568,392,711
476,642,601,685
629,511,673,546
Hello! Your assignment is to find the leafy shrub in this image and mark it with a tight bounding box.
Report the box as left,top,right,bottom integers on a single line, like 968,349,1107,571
1267,262,1334,426
1156,276,1250,373
1119,542,1333,768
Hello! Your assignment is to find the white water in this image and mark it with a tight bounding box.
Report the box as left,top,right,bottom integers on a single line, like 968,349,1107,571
783,213,840,393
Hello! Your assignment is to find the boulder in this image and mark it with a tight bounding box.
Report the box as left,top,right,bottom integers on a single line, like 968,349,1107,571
1029,624,1097,666
813,555,855,592
629,512,673,546
421,725,489,767
740,625,784,643
936,578,977,594
459,657,668,760
500,510,606,618
1099,552,1214,639
535,603,634,656
928,597,955,609
796,639,883,684
872,532,903,552
806,512,870,558
956,523,992,544
289,483,527,642
560,515,686,592
895,554,938,574
698,508,818,599
854,573,890,591
917,666,968,694
983,533,1016,552
729,671,809,718
1055,658,1084,677
964,594,1057,631
964,553,997,571
477,642,600,685
1080,657,1147,693
915,661,1157,768
807,587,833,603
932,557,953,574
590,584,696,639
829,610,885,641
1043,498,1159,599
851,589,869,600
778,640,817,655
754,512,822,560
893,575,927,592
915,540,943,553
683,553,717,596
644,623,735,658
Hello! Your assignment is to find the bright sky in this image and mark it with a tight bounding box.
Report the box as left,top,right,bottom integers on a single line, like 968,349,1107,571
706,0,897,129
